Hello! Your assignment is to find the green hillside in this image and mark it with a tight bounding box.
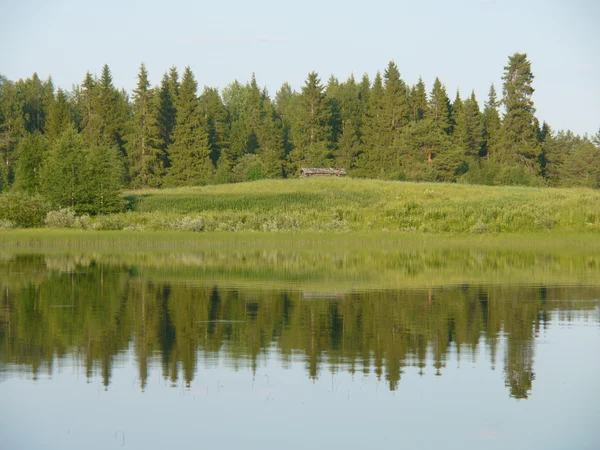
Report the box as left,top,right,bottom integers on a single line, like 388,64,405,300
117,178,600,233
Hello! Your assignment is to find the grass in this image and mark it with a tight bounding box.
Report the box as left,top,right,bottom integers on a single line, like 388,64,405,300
4,178,600,233
120,178,600,233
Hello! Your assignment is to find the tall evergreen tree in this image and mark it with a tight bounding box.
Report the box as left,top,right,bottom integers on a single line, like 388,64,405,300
381,61,410,143
359,72,386,174
462,91,484,158
41,126,87,210
166,67,213,186
199,86,230,165
79,65,128,153
46,88,73,142
126,63,165,188
482,84,501,158
156,70,178,167
410,77,428,122
427,77,451,133
288,72,331,169
13,133,48,194
0,76,25,188
492,53,540,170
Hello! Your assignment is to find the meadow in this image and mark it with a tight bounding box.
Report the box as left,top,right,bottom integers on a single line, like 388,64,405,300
2,178,600,234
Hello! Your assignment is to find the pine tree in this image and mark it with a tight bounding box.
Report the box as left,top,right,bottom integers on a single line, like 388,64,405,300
592,127,600,147
126,63,165,188
14,133,48,194
359,72,386,175
256,97,284,178
336,119,361,170
81,65,128,150
0,76,25,188
462,91,484,158
482,84,501,157
427,77,451,133
199,86,230,166
492,53,540,170
41,126,87,210
156,70,178,167
82,144,126,213
288,72,331,169
274,82,298,159
166,67,213,186
410,77,428,122
381,61,410,144
450,91,467,145
325,75,343,145
46,89,73,142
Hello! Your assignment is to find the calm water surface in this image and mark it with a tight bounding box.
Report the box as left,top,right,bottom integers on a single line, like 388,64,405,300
1,249,599,450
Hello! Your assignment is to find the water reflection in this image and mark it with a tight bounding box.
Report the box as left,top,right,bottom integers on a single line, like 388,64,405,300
0,251,599,400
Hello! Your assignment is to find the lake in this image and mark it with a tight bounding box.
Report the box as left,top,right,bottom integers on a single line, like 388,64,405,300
1,245,599,450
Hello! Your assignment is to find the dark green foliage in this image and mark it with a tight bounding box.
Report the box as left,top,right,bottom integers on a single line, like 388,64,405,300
0,53,597,193
156,69,179,167
46,89,73,142
491,53,540,171
288,72,331,170
462,91,484,158
482,84,501,157
14,133,48,194
427,77,451,133
80,65,128,151
40,126,125,213
126,63,165,188
199,86,230,165
166,67,213,186
543,131,600,188
410,77,428,122
41,126,87,210
0,191,49,227
82,145,126,214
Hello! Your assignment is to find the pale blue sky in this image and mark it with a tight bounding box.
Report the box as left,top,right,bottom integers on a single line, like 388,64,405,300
1,0,598,135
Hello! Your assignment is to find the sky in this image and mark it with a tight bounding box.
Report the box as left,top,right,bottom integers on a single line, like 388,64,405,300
1,0,599,136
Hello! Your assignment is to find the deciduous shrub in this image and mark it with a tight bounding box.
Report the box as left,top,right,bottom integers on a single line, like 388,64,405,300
0,192,49,227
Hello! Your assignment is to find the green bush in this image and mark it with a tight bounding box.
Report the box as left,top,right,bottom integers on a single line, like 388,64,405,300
0,192,50,227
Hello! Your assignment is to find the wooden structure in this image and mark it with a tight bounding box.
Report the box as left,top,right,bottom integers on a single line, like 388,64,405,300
300,168,347,178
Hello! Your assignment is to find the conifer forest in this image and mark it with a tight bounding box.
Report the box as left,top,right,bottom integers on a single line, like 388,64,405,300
1,52,599,214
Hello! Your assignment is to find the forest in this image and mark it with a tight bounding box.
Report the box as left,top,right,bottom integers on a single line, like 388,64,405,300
1,52,599,215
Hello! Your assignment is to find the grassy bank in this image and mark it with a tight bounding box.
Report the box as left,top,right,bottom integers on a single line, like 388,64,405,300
3,178,600,233
120,178,600,233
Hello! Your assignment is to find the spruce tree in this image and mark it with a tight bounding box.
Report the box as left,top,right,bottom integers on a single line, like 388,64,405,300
381,61,410,143
410,77,428,122
199,86,230,166
482,84,501,157
126,63,165,188
14,133,48,194
359,72,386,175
462,91,484,158
288,72,331,169
46,89,73,142
274,82,298,159
157,70,178,167
492,53,540,170
427,77,451,133
82,144,126,213
166,67,213,186
41,126,87,210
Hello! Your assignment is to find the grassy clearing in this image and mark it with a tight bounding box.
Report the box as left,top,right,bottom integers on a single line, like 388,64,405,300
3,178,600,233
119,178,600,233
